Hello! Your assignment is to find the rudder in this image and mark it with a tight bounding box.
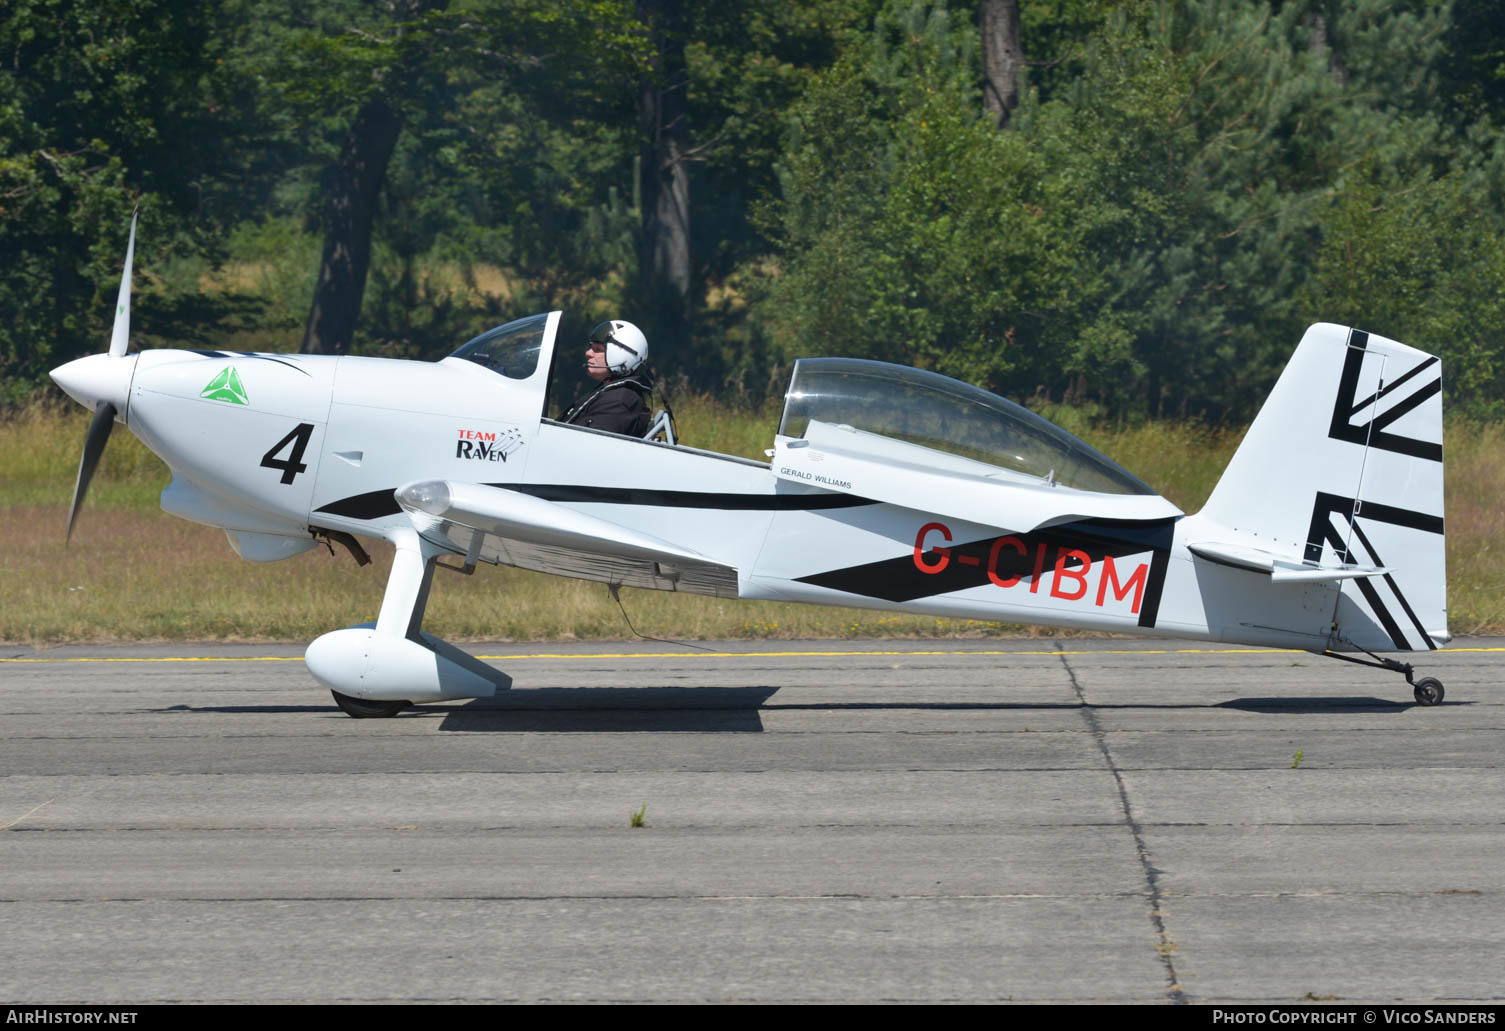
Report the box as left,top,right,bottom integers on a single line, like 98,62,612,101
1195,324,1447,651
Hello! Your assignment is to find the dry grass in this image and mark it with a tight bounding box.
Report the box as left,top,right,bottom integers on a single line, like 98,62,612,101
3,504,1029,645
1082,420,1242,511
1437,420,1505,634
661,393,780,462
4,401,1501,642
0,400,168,509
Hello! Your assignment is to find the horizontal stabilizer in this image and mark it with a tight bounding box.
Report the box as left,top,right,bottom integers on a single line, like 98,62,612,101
1188,541,1389,582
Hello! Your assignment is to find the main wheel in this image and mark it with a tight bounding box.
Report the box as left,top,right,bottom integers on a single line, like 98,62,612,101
331,690,409,718
1412,678,1445,706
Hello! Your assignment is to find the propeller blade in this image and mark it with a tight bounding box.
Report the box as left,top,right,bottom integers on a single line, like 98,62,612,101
66,401,117,544
107,208,137,358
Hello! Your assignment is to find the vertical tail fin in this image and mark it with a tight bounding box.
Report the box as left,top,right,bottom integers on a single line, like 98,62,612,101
1195,324,1446,650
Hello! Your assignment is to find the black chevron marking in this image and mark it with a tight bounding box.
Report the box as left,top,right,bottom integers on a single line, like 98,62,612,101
1370,377,1441,434
794,518,1176,627
1304,491,1442,650
1347,520,1436,650
1327,331,1442,461
1348,354,1439,416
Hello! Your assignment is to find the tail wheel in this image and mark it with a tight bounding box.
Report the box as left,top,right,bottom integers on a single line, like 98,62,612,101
1412,678,1445,707
331,691,409,718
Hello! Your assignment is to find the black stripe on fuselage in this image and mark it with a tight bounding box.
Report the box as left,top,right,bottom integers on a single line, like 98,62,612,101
794,517,1177,628
508,483,875,510
315,488,404,520
190,351,312,377
314,483,878,520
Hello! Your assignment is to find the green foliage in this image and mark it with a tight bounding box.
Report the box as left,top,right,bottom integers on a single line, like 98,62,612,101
4,0,1505,423
1304,167,1505,418
222,217,321,333
759,0,1503,419
0,0,240,402
762,1,1065,391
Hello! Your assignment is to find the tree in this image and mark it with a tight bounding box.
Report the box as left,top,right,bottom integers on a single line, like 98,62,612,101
979,0,1022,127
636,0,693,348
0,0,239,402
760,0,1502,420
280,0,644,357
762,1,1072,388
296,0,448,357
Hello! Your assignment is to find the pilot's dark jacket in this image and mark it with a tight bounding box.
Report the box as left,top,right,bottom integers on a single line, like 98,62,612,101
563,377,651,437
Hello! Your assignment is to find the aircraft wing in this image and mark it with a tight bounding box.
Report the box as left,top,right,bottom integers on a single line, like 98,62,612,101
772,421,1181,532
394,479,739,597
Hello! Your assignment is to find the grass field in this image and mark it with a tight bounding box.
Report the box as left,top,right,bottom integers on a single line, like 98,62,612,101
4,398,1501,644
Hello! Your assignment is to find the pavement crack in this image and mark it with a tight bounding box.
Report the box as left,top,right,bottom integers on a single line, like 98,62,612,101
1057,645,1187,1005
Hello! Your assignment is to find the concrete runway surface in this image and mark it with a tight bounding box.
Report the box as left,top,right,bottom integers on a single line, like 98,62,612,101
1,637,1501,1004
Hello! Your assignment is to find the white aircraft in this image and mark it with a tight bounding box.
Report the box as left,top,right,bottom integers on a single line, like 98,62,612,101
51,215,1450,716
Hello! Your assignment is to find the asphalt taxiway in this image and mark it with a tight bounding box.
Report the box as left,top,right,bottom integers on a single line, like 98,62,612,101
1,637,1501,1003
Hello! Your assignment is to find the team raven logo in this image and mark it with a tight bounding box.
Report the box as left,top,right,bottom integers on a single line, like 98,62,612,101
455,427,524,463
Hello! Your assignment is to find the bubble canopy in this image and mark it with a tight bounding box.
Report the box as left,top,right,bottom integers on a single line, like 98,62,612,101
777,358,1155,496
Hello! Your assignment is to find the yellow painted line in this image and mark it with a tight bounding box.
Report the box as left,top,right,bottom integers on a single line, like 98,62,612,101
472,647,1309,660
0,655,303,663
3,645,1503,664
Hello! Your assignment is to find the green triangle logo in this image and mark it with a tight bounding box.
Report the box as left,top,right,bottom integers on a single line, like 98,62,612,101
201,366,249,405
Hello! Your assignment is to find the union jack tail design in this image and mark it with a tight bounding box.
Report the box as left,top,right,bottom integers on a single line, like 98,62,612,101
1196,324,1446,651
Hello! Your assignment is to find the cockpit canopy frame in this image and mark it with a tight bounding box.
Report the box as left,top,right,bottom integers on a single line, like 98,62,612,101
448,313,553,381
778,358,1155,496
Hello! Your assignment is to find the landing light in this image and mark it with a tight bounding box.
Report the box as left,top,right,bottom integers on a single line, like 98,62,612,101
397,480,450,515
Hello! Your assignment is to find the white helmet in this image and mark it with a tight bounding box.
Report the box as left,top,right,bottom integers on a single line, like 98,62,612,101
590,320,649,376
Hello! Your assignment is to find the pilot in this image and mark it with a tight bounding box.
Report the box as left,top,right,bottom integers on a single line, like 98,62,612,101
562,320,652,437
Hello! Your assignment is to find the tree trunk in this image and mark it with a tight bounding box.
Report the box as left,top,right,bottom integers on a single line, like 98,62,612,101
980,0,1023,129
300,99,402,356
636,0,691,357
1305,12,1349,87
300,0,446,356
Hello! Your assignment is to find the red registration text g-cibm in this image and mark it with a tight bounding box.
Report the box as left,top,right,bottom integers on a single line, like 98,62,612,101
912,521,1149,613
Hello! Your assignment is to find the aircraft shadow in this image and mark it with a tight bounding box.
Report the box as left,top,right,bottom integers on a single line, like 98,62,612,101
156,704,343,714
431,685,781,732
1216,696,1456,714
149,692,1460,726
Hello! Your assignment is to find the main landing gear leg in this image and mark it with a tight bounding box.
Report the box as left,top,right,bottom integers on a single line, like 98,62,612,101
329,527,443,718
1320,649,1445,706
305,525,511,717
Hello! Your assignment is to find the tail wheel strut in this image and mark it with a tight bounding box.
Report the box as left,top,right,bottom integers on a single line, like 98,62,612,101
1321,650,1445,706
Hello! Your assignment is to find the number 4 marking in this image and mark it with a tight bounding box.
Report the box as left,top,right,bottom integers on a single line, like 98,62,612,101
261,423,314,484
